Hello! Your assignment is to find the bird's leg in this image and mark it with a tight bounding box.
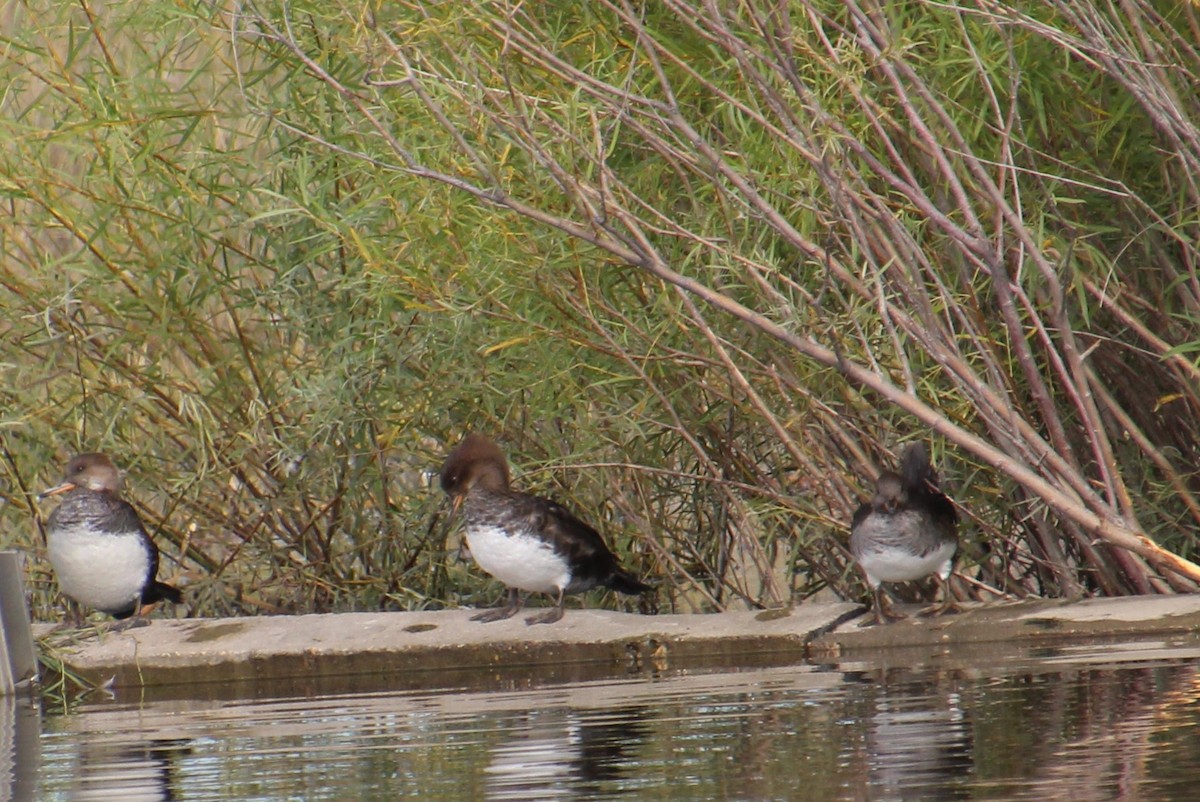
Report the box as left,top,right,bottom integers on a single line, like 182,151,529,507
108,594,154,633
526,589,566,625
869,585,906,626
471,587,523,623
108,615,151,633
65,599,85,629
918,575,962,618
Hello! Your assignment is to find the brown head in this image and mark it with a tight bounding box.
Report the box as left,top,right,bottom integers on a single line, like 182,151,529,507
439,434,511,501
40,452,123,498
871,470,907,514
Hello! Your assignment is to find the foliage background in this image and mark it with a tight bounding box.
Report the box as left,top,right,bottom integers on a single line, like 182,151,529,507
2,0,1200,621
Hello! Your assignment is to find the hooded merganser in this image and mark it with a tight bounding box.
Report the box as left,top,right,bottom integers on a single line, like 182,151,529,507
40,453,182,626
849,442,958,625
440,434,652,625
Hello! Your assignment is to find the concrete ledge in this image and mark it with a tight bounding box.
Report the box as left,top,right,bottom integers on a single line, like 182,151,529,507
39,604,862,695
36,595,1200,697
809,594,1200,658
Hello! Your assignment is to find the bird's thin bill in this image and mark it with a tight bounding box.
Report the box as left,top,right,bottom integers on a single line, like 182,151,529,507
38,482,76,499
439,493,466,546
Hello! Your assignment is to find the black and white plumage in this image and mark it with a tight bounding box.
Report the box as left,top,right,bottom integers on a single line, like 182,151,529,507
440,434,652,625
41,453,182,624
850,442,958,625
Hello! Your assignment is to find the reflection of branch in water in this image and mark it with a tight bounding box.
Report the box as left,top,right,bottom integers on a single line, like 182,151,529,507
484,706,652,800
1004,662,1200,801
68,738,191,802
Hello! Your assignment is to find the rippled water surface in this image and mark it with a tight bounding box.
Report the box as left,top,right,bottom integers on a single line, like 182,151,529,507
8,638,1200,801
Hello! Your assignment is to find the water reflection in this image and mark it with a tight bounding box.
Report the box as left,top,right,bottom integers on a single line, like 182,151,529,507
65,739,190,802
970,655,1200,800
25,640,1200,801
1,693,39,802
484,707,650,800
864,677,972,801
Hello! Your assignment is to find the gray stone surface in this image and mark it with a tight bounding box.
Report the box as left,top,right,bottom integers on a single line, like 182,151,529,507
35,595,1200,695
39,604,862,692
812,593,1200,655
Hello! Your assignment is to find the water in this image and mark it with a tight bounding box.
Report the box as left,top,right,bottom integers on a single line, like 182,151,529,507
9,637,1200,801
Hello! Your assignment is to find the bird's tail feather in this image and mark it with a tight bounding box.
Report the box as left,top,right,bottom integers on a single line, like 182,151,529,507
145,581,183,605
606,568,653,595
900,442,934,492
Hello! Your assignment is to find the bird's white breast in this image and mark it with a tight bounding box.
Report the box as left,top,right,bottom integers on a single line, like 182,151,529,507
851,510,957,587
466,524,571,594
854,534,956,586
47,524,150,614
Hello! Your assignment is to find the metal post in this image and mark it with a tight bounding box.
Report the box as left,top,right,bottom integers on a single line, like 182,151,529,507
0,551,37,694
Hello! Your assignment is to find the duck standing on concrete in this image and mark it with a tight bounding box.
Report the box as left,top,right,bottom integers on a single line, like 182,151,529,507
849,442,958,625
40,453,182,627
440,434,652,625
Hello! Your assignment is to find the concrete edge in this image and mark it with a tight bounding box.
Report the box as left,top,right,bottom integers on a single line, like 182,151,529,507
33,595,1200,698
38,604,862,695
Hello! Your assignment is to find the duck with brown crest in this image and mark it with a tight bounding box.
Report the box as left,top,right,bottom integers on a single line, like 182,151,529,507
850,442,959,625
440,434,652,625
41,453,183,627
